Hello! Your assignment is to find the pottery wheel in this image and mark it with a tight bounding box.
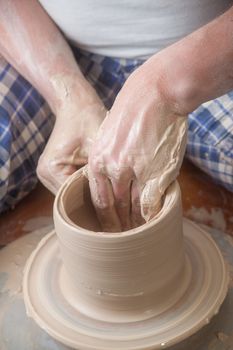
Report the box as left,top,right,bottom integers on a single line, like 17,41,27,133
23,219,229,350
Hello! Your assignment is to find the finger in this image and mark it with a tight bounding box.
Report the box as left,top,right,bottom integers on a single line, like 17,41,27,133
140,178,162,222
88,167,121,232
111,178,131,231
71,145,88,166
57,146,87,167
130,180,145,228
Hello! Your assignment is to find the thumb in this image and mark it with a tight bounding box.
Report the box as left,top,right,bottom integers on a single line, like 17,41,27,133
140,178,162,222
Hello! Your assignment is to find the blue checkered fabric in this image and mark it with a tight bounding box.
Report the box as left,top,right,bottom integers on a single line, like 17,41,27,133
71,46,143,109
0,56,54,213
187,92,233,192
0,46,233,213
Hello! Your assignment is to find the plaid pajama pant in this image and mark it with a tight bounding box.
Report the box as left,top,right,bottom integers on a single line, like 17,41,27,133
0,46,233,213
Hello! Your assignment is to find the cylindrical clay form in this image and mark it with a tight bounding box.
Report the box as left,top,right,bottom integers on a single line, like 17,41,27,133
54,169,190,323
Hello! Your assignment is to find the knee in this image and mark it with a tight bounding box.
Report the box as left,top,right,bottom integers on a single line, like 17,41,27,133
186,130,233,193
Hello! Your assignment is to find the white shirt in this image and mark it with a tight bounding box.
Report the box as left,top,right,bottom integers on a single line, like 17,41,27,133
39,0,232,59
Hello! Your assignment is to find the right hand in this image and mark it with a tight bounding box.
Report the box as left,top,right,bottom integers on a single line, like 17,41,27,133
88,60,187,232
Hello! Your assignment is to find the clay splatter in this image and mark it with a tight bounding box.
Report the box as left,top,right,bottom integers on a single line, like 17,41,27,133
186,207,226,231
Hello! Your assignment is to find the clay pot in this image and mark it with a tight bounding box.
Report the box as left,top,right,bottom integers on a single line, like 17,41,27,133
53,168,189,322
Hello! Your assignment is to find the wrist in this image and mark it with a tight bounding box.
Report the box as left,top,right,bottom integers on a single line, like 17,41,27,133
48,72,102,116
147,52,203,116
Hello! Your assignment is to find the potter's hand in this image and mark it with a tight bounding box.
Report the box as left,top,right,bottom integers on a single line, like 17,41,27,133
88,59,187,232
0,0,106,194
37,76,106,194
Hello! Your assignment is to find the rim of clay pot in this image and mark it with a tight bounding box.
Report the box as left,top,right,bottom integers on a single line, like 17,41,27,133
54,167,181,238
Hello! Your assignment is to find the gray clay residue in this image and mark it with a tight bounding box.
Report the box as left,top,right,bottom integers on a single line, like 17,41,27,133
1,299,69,350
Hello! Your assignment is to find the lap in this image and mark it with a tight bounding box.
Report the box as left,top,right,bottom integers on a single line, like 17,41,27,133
186,92,233,192
0,55,54,212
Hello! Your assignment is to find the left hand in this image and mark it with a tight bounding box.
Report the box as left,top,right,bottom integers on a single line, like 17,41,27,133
37,75,106,194
88,57,187,232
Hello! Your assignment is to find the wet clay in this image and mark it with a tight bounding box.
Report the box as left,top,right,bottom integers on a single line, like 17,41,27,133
23,168,229,350
53,170,188,322
68,177,101,232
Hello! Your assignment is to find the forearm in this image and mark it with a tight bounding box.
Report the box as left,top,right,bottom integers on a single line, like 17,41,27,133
0,0,88,112
148,6,233,114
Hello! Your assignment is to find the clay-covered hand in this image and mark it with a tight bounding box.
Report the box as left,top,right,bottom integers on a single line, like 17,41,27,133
88,58,187,232
37,76,106,194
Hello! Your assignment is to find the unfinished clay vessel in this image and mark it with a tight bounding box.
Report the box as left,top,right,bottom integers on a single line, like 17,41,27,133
54,169,189,322
23,167,229,350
